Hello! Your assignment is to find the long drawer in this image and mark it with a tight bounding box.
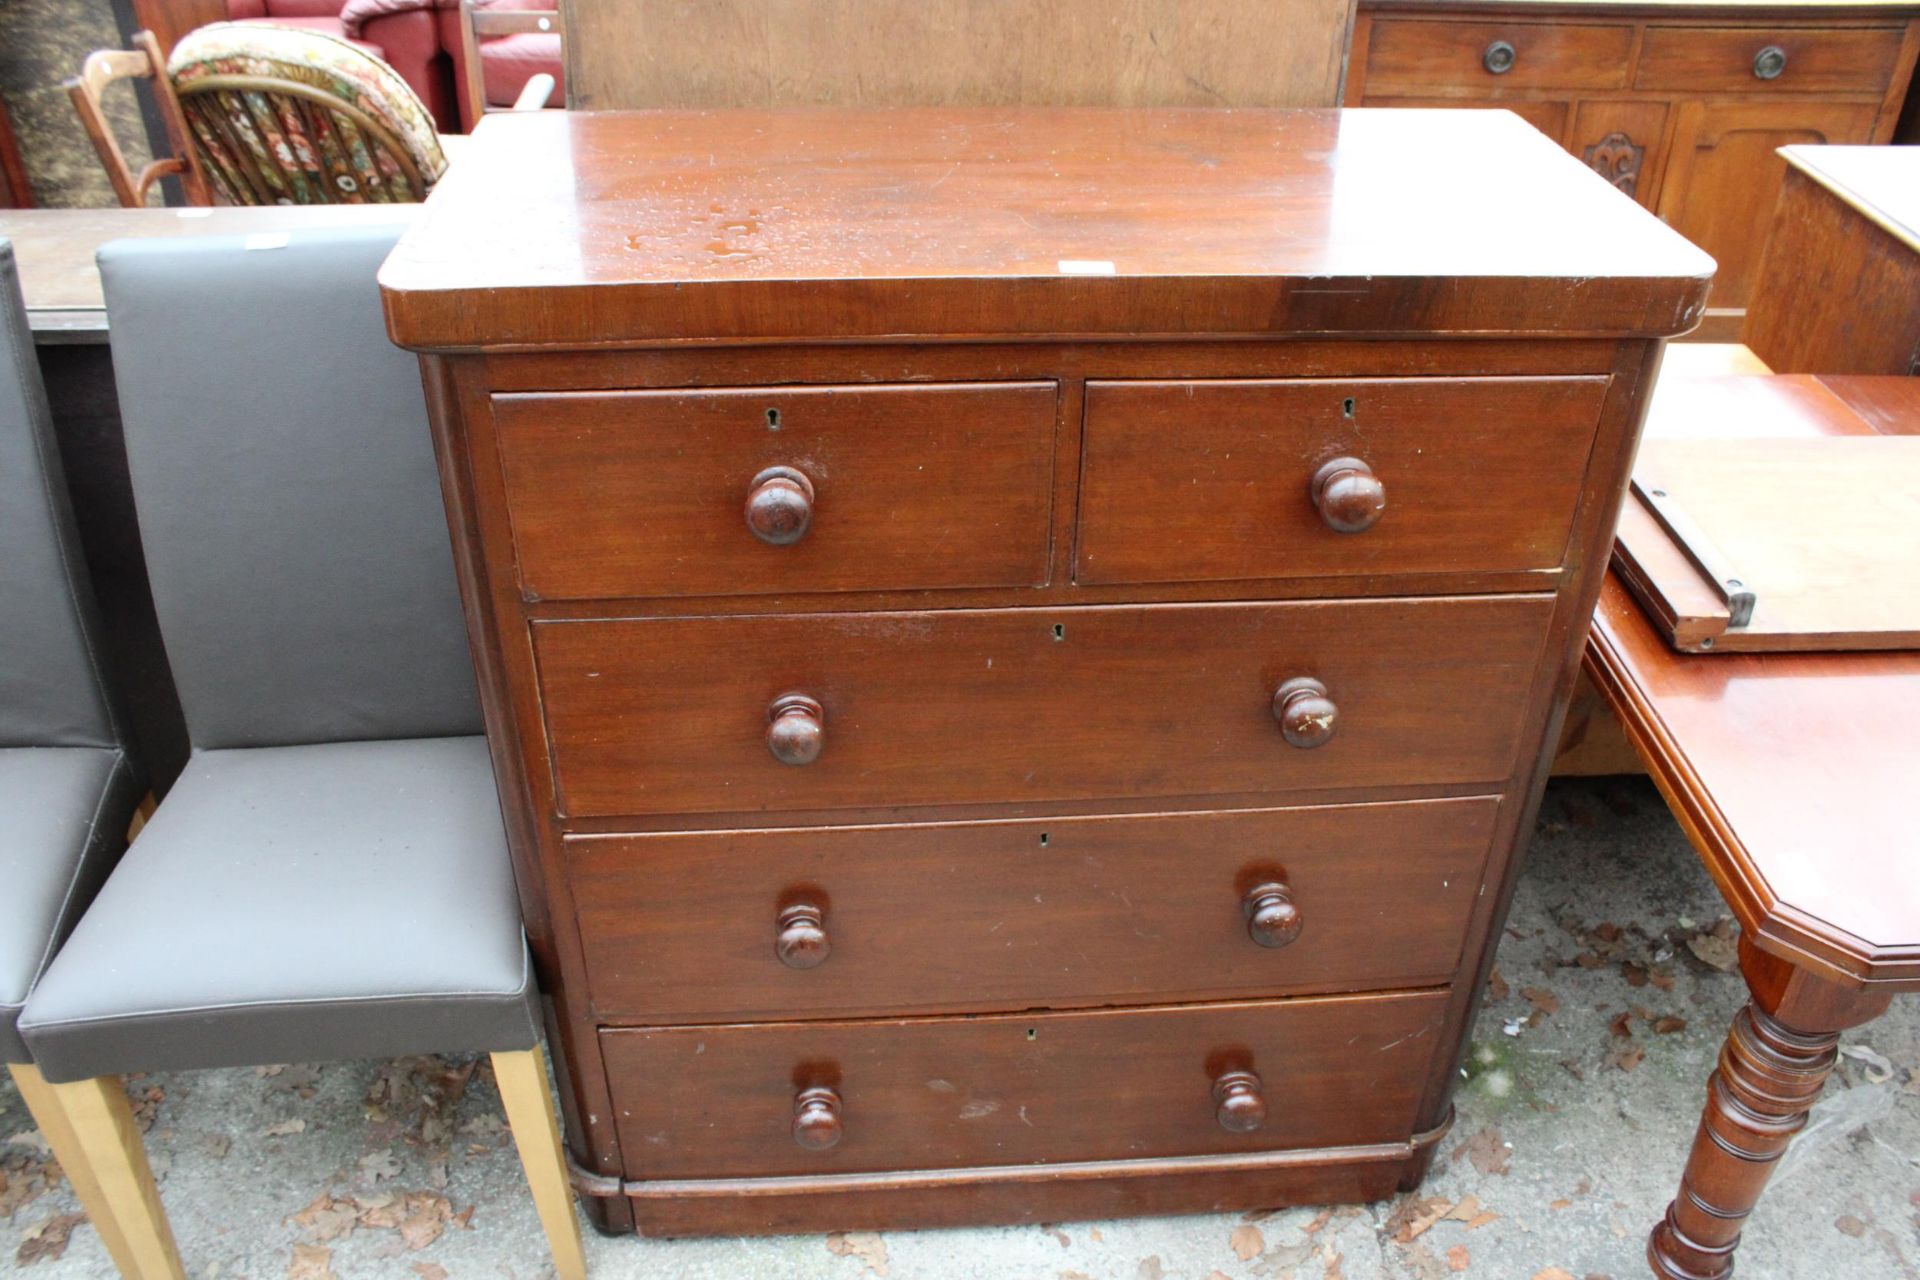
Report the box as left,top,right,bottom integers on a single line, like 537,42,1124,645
600,991,1450,1179
1362,18,1635,91
533,596,1554,818
1075,376,1608,586
570,797,1498,1021
492,382,1057,601
1634,25,1907,94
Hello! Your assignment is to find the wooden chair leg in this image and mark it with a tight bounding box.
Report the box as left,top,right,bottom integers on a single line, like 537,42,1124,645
43,1074,186,1280
9,1064,143,1279
493,1046,588,1280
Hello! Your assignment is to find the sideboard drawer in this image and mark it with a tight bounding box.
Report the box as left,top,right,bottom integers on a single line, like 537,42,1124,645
1363,18,1635,91
1634,26,1908,94
492,382,1056,600
571,796,1497,1021
533,596,1553,818
600,991,1449,1179
1076,376,1608,586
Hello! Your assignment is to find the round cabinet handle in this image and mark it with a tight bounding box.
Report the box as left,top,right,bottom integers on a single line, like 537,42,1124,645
1243,882,1304,949
1482,39,1517,74
1752,44,1787,80
776,902,831,969
745,465,816,546
1310,456,1386,533
1271,677,1338,750
1213,1069,1268,1133
766,693,825,765
792,1085,844,1150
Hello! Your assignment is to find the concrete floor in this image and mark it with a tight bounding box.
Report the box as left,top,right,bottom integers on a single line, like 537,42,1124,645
5,776,1917,1279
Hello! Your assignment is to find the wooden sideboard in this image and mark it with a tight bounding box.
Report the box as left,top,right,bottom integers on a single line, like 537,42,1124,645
380,108,1711,1237
1344,0,1920,339
1742,144,1920,372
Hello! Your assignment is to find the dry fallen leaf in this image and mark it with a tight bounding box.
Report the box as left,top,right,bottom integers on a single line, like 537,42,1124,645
287,1243,338,1280
1136,1257,1164,1280
1487,966,1510,1001
1386,1194,1454,1243
1653,1016,1688,1035
1231,1224,1264,1260
1451,1127,1511,1177
15,1213,84,1266
1613,1043,1647,1072
1522,988,1561,1017
1835,1215,1867,1238
826,1231,890,1277
1447,1245,1471,1272
358,1151,402,1184
1687,932,1739,973
1531,1270,1577,1280
262,1119,307,1138
411,1265,449,1280
288,1193,359,1244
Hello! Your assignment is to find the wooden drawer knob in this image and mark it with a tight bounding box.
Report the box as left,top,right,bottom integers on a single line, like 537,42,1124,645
792,1085,844,1150
1271,677,1337,749
1310,456,1386,533
1482,39,1516,74
776,902,831,969
1213,1069,1267,1133
766,693,824,765
1752,44,1787,80
1243,882,1303,948
745,465,815,546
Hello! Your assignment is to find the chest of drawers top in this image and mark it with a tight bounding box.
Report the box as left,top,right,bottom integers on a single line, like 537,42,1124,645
380,107,1711,351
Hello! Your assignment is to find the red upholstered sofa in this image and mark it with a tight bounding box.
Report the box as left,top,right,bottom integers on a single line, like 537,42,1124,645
223,0,453,128
213,0,562,131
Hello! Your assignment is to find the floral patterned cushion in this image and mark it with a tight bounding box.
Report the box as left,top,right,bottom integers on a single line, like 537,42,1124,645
168,22,447,205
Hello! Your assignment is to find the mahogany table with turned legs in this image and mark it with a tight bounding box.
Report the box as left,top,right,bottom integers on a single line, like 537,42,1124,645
1582,373,1920,1280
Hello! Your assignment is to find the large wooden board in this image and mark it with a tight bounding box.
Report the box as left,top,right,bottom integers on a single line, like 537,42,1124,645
1616,434,1920,652
560,0,1354,111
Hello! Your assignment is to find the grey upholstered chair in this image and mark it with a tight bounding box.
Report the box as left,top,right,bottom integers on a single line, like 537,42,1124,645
0,238,151,1276
17,228,585,1280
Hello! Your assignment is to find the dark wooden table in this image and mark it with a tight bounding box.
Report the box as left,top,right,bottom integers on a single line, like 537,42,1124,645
1582,372,1920,1279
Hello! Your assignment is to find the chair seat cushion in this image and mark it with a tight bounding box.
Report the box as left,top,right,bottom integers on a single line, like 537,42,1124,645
0,747,136,1065
234,16,386,59
479,32,564,107
19,737,537,1082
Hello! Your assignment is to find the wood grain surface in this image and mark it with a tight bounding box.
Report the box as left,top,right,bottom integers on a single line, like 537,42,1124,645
533,596,1554,818
1076,376,1608,586
557,0,1351,111
378,109,1713,348
493,383,1057,600
599,991,1450,1179
569,797,1498,1020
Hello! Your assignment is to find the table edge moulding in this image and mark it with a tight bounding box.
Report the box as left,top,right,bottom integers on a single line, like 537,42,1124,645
380,107,1713,1237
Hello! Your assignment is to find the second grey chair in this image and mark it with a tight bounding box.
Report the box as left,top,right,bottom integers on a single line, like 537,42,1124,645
0,237,148,1276
16,227,585,1280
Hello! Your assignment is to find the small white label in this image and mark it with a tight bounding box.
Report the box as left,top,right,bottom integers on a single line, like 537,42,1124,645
244,233,291,251
1057,259,1116,275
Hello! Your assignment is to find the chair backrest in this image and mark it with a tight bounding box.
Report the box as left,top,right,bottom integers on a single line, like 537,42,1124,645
167,22,447,205
66,31,213,208
457,0,564,125
99,227,480,750
0,242,125,751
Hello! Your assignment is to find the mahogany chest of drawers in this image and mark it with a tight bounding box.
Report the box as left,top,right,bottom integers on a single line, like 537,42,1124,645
381,107,1712,1236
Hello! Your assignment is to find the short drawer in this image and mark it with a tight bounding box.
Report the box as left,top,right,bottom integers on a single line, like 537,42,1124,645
1635,25,1907,94
491,382,1056,600
1363,18,1634,92
571,797,1497,1021
1075,377,1608,586
600,991,1449,1179
533,596,1553,818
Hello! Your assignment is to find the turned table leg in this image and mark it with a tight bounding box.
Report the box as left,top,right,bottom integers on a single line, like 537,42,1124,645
1648,938,1891,1280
